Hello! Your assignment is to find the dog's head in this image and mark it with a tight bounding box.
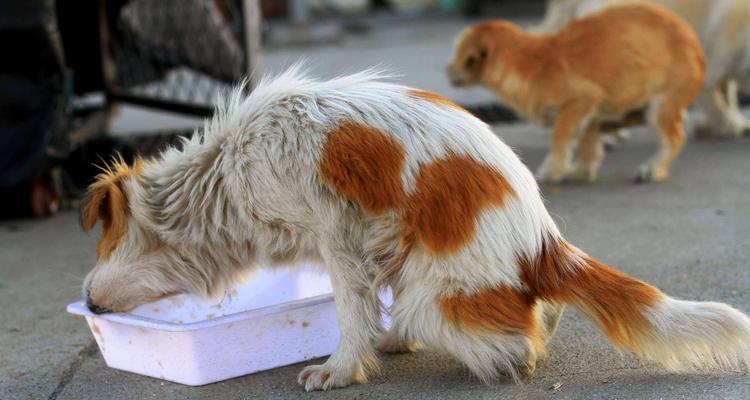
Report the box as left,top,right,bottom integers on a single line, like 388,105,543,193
80,157,209,314
447,21,518,87
448,24,491,87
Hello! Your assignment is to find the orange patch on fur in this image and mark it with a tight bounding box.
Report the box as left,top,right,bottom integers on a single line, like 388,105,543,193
441,285,537,334
519,236,664,348
440,284,545,356
319,123,515,255
319,122,406,214
81,157,144,261
408,89,467,112
404,154,515,254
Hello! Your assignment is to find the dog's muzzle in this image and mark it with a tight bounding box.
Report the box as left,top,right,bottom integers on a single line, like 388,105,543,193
86,288,113,314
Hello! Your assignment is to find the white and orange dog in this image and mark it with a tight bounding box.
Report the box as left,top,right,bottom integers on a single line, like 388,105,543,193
448,4,705,183
82,68,749,391
538,0,750,139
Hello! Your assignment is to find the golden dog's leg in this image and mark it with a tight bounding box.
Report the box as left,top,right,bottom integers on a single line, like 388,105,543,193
568,123,604,182
536,100,597,183
637,100,686,182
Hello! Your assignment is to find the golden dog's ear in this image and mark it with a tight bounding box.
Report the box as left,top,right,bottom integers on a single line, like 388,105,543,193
80,158,140,259
478,48,488,63
470,24,498,68
464,44,488,72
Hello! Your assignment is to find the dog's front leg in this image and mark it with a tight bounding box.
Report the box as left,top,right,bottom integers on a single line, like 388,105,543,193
536,99,597,183
298,248,381,391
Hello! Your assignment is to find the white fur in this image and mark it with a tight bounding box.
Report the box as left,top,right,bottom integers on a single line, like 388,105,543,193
643,298,750,371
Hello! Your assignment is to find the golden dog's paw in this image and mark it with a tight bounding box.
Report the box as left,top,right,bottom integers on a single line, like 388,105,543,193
565,166,597,183
535,157,571,183
297,363,359,391
635,164,669,183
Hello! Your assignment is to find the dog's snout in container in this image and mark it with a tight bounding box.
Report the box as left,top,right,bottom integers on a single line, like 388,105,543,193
86,288,112,314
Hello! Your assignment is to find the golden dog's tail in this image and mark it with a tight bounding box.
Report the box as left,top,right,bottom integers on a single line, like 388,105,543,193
523,237,750,371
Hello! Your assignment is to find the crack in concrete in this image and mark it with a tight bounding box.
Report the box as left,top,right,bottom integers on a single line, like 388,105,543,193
47,340,99,400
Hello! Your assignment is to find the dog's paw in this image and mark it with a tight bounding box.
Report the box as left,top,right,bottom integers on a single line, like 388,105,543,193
565,165,597,183
376,335,421,354
635,164,669,183
297,363,358,392
518,359,537,377
515,344,540,379
535,156,571,183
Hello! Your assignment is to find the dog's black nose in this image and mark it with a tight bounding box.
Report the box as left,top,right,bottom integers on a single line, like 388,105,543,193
85,290,112,315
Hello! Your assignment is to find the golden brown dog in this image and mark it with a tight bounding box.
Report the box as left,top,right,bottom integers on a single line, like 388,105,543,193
448,4,705,182
539,0,750,139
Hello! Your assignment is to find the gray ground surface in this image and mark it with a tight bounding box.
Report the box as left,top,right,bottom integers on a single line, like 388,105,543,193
2,8,750,400
2,127,749,400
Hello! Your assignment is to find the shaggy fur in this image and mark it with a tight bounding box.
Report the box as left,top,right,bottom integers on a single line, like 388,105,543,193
82,68,749,391
538,0,750,139
448,4,705,183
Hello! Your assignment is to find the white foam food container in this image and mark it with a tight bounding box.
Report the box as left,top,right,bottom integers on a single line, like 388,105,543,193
67,264,348,386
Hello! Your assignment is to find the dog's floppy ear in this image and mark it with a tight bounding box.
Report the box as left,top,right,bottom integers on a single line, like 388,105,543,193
80,176,128,233
463,38,489,72
473,30,490,67
81,157,141,259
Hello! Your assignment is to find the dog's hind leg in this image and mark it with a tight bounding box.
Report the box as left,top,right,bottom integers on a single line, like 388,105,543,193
536,99,598,183
397,285,545,382
567,123,604,182
450,331,541,381
636,96,687,182
298,246,383,391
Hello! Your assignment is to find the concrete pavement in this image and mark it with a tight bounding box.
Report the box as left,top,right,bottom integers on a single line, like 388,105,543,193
2,124,749,399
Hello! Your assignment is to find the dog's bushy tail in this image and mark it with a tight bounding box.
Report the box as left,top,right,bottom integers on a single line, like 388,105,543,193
522,236,750,371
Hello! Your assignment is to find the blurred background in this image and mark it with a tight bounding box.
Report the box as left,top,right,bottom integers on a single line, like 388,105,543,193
0,0,540,220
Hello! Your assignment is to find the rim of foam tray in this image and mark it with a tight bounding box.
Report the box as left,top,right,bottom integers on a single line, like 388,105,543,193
67,292,334,332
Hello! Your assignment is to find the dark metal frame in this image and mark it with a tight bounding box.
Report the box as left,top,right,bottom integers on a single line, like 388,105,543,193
106,88,214,117
96,0,260,121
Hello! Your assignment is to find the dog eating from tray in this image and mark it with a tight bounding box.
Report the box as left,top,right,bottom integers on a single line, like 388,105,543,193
80,65,750,391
